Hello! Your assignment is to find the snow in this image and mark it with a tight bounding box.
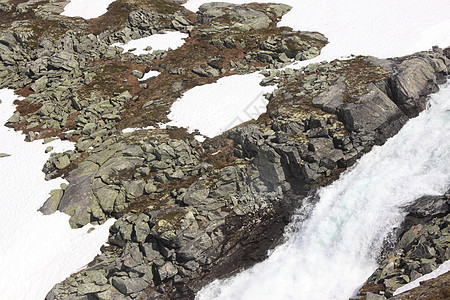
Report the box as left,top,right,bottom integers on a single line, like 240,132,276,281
394,260,450,296
140,71,161,81
122,126,156,133
112,32,188,56
167,73,276,138
184,0,450,61
61,0,116,19
195,135,206,142
0,89,115,300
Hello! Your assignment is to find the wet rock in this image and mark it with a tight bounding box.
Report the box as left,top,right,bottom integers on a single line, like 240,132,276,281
404,193,449,218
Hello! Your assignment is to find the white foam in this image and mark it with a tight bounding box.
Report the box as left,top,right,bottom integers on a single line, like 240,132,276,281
61,0,116,19
196,82,450,299
167,72,276,138
0,89,115,300
112,32,188,56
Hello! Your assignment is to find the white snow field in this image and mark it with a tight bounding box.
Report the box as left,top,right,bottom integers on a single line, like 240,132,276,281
394,259,450,296
62,0,116,19
112,32,188,56
196,81,450,299
167,73,276,138
185,0,450,61
0,89,115,300
140,70,161,81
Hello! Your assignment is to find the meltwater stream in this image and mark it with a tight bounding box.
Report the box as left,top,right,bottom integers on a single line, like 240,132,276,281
197,82,450,300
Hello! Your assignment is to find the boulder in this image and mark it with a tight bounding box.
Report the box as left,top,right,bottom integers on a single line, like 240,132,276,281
39,189,64,215
57,161,100,228
386,57,439,117
404,192,449,218
111,277,148,295
338,84,403,132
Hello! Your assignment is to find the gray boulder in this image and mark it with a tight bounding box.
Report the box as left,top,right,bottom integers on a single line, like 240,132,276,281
338,84,403,132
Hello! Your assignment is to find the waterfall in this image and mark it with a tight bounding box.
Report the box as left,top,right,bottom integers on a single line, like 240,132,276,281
196,81,450,300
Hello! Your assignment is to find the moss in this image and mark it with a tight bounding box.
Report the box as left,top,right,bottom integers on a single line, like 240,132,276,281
339,56,390,101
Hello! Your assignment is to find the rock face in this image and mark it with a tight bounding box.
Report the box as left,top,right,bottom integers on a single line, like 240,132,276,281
1,1,450,300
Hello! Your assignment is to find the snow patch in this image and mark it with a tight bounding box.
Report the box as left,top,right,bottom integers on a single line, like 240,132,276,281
61,0,116,19
112,32,188,56
122,126,156,133
195,135,206,142
140,71,161,81
167,72,276,138
0,89,115,300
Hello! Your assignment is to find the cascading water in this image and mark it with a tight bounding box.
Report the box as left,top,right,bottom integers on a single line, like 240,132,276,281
196,81,450,300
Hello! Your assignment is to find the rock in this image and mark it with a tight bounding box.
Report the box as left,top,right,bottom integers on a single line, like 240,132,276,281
95,287,128,300
413,243,436,259
404,192,449,218
39,189,64,215
6,111,20,124
338,84,403,132
57,161,100,228
168,169,184,180
124,180,145,199
135,221,150,243
386,57,439,117
198,2,287,31
144,181,157,194
48,51,79,71
54,155,71,169
97,156,144,185
131,70,143,79
31,76,48,92
45,146,53,153
93,186,119,214
111,277,148,295
312,78,345,114
365,292,387,300
157,262,178,281
76,283,109,295
182,186,209,206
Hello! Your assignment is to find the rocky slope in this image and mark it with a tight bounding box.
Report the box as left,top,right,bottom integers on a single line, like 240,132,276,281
0,1,449,299
354,191,450,300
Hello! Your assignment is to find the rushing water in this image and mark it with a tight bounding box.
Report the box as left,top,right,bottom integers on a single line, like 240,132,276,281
196,82,450,300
